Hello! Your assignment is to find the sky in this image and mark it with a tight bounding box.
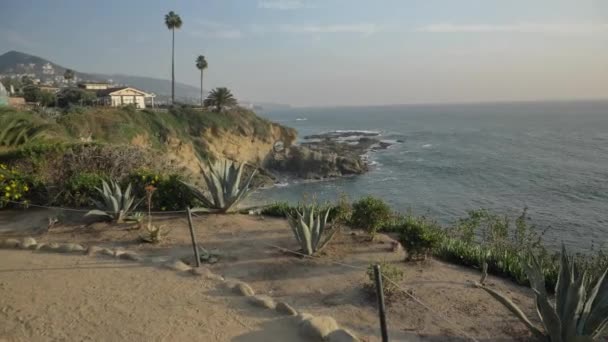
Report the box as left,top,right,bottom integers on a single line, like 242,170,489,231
1,0,607,107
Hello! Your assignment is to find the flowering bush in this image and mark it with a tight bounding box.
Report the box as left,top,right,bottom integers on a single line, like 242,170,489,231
0,163,31,207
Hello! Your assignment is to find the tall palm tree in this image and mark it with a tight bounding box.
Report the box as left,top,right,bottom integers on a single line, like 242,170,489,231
164,11,183,104
63,69,74,85
204,87,237,112
195,55,208,108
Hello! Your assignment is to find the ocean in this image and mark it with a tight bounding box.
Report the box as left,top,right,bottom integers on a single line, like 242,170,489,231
253,100,608,251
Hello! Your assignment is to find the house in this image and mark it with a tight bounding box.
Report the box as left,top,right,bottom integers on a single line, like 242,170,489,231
38,85,60,93
96,87,155,109
78,82,111,90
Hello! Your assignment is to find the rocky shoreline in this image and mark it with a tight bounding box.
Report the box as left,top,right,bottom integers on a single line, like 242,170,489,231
266,130,396,180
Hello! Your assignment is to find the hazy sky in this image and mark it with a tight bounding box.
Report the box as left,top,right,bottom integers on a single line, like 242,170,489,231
1,0,607,106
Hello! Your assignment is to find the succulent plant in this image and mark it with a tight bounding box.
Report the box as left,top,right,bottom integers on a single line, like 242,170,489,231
182,160,257,213
287,205,335,256
475,246,608,341
85,180,141,223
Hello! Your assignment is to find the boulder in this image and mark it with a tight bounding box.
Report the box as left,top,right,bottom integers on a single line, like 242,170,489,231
327,328,360,342
299,316,340,340
164,260,192,272
98,248,115,257
39,242,60,251
20,237,37,249
231,282,255,297
0,238,20,249
118,251,143,262
275,301,298,316
249,295,276,309
57,243,86,253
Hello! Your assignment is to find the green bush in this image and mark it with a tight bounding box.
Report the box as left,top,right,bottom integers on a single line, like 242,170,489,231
54,172,106,207
127,169,197,211
261,201,295,217
365,261,404,300
397,215,444,260
350,196,392,237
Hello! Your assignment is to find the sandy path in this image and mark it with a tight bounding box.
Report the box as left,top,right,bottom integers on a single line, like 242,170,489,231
0,250,306,342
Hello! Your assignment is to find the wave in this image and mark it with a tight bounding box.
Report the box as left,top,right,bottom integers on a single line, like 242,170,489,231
422,144,433,148
295,118,308,121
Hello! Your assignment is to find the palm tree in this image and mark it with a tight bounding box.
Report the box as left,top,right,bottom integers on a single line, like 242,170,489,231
204,87,237,112
195,55,208,108
164,11,183,104
63,69,74,85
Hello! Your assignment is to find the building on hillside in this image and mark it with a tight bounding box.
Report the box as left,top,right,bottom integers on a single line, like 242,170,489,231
0,82,8,106
38,85,60,93
78,82,111,90
96,87,155,109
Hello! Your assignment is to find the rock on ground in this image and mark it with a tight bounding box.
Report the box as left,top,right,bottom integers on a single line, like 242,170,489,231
299,316,340,340
20,237,37,249
1,238,20,248
327,328,360,342
275,301,298,316
249,295,276,309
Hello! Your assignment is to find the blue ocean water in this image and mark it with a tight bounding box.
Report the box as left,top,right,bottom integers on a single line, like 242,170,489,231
254,101,608,250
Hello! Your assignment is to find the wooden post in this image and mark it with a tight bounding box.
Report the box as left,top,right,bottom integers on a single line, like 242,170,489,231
186,207,201,268
373,264,389,342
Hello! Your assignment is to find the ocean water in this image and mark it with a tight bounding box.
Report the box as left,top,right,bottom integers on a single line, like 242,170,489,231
253,101,608,251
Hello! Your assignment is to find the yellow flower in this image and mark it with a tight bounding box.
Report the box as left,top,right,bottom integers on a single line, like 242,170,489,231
4,193,10,198
23,185,29,191
4,186,9,191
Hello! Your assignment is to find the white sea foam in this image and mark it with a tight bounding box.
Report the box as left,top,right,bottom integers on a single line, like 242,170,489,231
422,144,433,148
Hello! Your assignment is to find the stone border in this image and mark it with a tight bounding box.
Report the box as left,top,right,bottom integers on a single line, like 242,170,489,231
0,237,360,341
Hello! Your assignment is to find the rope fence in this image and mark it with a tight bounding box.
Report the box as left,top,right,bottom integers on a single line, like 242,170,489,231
253,240,480,342
1,201,481,341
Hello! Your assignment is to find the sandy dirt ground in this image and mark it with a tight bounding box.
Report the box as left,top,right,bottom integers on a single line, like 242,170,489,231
0,249,306,342
0,209,542,341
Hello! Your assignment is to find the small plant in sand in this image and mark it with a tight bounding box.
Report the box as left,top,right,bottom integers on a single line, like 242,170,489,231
365,261,404,300
182,159,257,213
350,196,392,239
474,246,608,341
85,180,142,223
139,185,168,243
287,203,335,256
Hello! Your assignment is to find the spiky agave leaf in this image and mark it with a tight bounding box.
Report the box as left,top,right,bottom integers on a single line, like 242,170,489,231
287,205,333,256
185,160,258,213
86,180,140,222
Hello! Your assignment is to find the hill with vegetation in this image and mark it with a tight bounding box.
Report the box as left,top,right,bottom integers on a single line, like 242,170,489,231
0,105,296,208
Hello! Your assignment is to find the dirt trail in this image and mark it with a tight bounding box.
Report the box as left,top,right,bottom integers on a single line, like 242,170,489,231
0,250,306,342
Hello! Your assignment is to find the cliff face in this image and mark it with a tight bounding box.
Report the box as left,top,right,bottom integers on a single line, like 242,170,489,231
200,122,296,167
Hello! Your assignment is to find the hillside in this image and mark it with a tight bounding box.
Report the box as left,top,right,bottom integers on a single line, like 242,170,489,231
0,105,297,207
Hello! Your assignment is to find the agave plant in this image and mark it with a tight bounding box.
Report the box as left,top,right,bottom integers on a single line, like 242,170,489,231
182,160,257,213
475,246,608,341
85,180,141,223
0,117,45,147
287,205,335,256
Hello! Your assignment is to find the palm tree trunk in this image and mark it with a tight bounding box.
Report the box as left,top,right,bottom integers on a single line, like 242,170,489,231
171,28,175,104
200,70,203,108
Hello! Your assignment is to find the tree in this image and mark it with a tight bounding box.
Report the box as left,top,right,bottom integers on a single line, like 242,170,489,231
64,69,75,85
164,11,182,104
57,88,96,108
204,87,237,112
195,55,208,108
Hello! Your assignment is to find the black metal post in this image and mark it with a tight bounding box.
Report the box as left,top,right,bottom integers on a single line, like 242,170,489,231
373,264,389,342
186,207,201,268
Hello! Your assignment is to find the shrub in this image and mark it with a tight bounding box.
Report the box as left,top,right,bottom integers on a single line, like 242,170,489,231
55,172,105,207
261,201,295,217
0,163,32,207
397,215,444,260
365,261,405,300
350,196,392,237
127,169,197,211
